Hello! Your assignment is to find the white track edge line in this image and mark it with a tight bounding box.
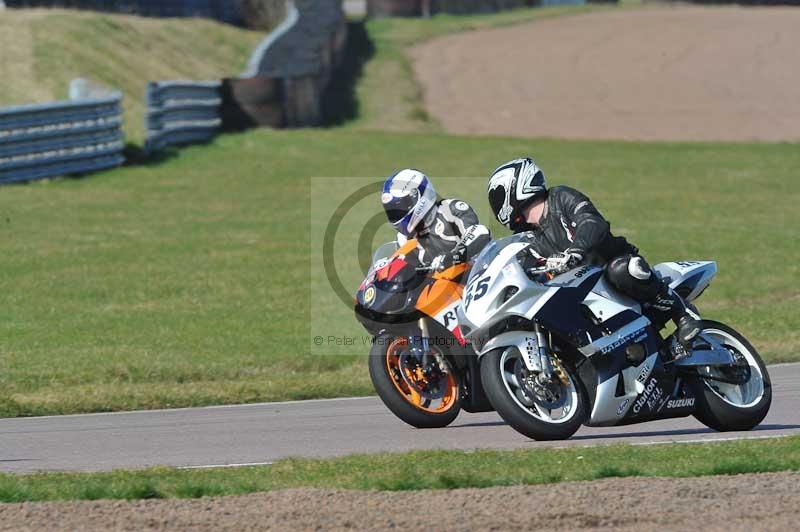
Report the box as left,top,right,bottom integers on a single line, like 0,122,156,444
17,396,376,421
178,461,275,470
8,362,798,422
629,433,792,446
169,434,796,471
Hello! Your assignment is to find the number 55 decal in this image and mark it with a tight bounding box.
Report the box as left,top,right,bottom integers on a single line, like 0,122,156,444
464,276,491,310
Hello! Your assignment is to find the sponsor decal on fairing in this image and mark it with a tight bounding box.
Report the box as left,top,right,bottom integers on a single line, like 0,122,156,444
665,398,695,409
599,328,647,355
364,286,376,305
633,377,663,414
617,398,630,416
636,364,651,384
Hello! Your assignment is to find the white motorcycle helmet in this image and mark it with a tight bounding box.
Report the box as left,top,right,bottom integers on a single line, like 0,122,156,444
381,169,437,237
488,157,547,230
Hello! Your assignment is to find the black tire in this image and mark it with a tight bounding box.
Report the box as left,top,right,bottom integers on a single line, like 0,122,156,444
368,335,461,429
480,348,587,440
689,320,772,432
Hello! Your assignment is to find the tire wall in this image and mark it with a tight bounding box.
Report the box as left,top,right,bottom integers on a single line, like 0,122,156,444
220,76,284,130
434,0,535,14
251,0,347,126
367,0,422,16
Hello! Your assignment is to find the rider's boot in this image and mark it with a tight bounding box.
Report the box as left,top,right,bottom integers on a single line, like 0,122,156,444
653,283,702,352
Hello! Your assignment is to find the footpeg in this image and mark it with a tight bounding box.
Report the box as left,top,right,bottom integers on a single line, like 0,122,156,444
667,336,692,362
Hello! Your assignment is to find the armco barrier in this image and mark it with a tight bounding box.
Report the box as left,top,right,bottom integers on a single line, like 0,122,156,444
144,0,345,153
145,81,222,153
3,0,243,25
0,94,125,185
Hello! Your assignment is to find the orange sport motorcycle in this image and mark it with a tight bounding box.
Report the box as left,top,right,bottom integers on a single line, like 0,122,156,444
355,239,493,428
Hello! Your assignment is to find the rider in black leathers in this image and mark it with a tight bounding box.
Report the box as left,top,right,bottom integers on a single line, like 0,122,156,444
487,158,701,350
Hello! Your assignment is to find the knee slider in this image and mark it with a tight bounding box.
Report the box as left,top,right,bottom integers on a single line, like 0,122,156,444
606,255,659,301
605,255,633,290
628,256,652,281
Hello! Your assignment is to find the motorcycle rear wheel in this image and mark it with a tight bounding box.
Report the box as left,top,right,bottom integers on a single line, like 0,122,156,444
689,320,771,432
369,335,462,429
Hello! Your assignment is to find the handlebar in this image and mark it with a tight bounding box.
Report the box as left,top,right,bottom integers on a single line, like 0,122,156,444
527,265,550,274
526,265,561,280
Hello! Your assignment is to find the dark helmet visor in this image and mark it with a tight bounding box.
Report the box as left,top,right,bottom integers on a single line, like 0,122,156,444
383,190,418,225
488,186,510,224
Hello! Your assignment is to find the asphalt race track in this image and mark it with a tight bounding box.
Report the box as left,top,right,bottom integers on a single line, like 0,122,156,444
2,364,798,474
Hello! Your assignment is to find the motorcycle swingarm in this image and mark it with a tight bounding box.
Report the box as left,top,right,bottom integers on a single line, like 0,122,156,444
671,332,735,368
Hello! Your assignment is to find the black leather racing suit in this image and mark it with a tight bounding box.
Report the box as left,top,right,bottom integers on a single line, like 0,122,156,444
415,199,491,265
510,186,636,264
511,186,692,329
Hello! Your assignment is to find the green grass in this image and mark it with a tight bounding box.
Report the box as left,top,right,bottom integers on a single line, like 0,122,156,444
1,436,798,502
0,4,797,416
0,129,798,417
0,9,264,142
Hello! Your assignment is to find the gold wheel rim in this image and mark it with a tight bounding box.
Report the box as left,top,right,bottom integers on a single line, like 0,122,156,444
385,337,458,414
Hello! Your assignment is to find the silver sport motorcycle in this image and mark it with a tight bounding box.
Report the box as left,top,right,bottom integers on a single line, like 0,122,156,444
457,234,771,440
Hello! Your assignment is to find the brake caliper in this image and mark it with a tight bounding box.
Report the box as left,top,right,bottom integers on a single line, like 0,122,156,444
551,356,570,386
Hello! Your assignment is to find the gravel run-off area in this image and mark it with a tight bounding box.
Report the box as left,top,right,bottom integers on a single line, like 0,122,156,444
2,471,798,531
412,6,800,142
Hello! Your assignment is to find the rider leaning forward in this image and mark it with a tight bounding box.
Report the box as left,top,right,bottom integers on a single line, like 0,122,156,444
486,157,701,351
381,169,491,272
379,160,700,352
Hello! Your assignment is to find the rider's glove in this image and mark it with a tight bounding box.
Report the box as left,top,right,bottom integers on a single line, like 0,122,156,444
430,245,466,272
545,249,584,274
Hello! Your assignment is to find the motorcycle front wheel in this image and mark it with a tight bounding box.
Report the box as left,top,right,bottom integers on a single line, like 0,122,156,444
481,347,587,440
368,335,462,429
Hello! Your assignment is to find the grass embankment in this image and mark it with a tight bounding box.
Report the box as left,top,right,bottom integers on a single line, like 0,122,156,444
1,436,798,502
0,9,263,141
0,130,798,417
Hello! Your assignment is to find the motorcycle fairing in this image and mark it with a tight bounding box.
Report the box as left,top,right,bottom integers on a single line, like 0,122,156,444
533,268,604,348
566,305,699,426
460,241,556,335
538,269,648,352
416,271,468,346
585,353,698,426
459,236,720,427
355,240,427,330
356,239,469,344
653,261,717,302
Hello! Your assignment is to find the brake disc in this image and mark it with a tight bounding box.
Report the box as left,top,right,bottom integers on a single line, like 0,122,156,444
515,360,567,410
532,380,568,410
398,352,447,400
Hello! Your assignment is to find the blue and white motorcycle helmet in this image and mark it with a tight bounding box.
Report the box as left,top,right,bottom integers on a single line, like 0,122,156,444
381,169,437,237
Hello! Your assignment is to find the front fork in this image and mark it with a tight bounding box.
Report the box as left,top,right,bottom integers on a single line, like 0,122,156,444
534,323,554,379
534,322,569,386
417,317,450,374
